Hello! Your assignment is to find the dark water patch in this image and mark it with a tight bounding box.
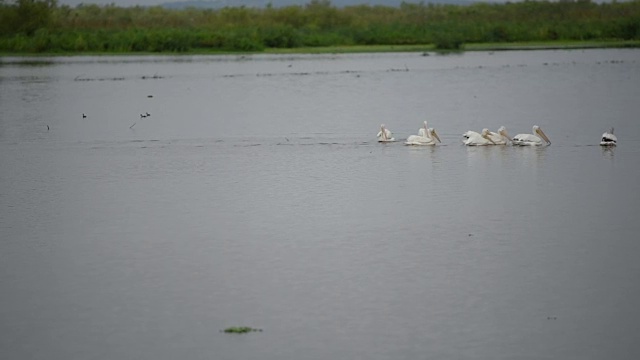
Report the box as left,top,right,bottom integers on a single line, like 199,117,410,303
74,75,125,82
1,75,54,83
387,67,409,72
0,59,55,66
225,69,364,79
141,74,165,80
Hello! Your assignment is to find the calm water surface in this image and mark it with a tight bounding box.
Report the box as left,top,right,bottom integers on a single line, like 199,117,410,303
1,49,640,360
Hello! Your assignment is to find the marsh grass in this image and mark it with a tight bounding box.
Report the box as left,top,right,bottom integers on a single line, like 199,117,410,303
1,1,639,54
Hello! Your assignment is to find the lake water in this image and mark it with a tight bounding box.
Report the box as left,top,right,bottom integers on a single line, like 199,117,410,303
1,49,640,360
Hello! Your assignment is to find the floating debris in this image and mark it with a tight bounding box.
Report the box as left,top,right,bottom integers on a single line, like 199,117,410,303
74,76,125,82
141,73,164,80
222,326,262,334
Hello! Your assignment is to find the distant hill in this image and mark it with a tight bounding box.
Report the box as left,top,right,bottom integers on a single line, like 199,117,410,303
161,0,479,10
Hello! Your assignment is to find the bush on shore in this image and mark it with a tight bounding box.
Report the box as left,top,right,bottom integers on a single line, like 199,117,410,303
1,0,639,53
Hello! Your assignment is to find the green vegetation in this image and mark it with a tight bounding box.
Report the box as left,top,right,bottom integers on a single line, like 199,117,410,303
1,0,639,54
222,326,262,333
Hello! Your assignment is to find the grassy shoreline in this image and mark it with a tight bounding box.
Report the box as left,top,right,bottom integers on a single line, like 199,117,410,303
3,1,639,55
2,40,639,58
265,40,640,54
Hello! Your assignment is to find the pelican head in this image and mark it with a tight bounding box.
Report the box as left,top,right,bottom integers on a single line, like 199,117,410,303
498,126,512,141
430,128,441,143
533,125,551,145
481,128,496,144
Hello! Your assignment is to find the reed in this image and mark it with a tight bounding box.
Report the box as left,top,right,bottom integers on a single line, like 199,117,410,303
1,0,639,53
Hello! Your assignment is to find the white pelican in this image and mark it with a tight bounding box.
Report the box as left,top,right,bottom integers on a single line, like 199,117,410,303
487,126,512,145
462,130,478,140
418,121,429,137
512,125,551,146
377,124,395,142
405,127,441,146
463,126,511,145
600,128,617,146
463,128,496,146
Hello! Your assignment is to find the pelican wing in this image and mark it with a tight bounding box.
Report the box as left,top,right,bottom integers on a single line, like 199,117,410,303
462,130,479,140
487,127,511,145
512,133,543,146
405,135,436,146
464,129,493,146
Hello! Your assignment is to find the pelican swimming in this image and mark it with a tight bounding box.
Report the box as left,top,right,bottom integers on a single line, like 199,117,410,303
512,125,551,146
462,130,477,140
418,121,429,137
487,126,512,145
377,124,395,142
463,128,496,146
405,125,441,146
463,126,511,145
600,128,617,146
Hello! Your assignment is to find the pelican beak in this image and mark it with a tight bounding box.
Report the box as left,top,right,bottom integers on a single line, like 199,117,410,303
482,132,496,144
482,135,496,145
537,128,551,145
432,130,441,143
502,131,512,142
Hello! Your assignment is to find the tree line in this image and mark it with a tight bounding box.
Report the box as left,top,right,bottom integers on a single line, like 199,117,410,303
1,0,639,53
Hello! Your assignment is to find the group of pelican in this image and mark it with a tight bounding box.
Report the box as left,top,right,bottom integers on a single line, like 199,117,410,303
377,121,441,146
378,123,552,146
462,125,552,146
378,123,617,147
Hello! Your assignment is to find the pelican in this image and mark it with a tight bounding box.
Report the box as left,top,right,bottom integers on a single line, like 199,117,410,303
418,121,429,137
600,128,617,146
463,128,496,146
377,124,395,142
512,125,551,146
405,126,441,146
462,130,477,140
487,126,512,145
